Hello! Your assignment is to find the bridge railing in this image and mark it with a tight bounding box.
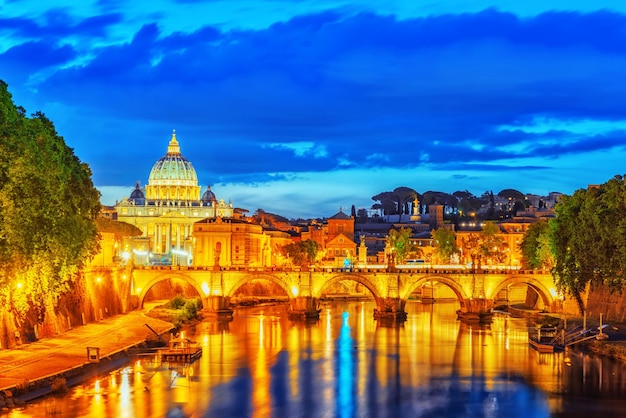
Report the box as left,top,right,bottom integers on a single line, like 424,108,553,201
130,264,549,275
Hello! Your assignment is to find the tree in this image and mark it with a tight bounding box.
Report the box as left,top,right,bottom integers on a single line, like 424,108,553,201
0,81,101,323
480,221,508,265
371,191,396,216
551,175,626,312
431,227,458,264
386,227,417,264
95,218,142,241
462,233,483,269
392,187,418,223
371,187,419,221
520,219,553,270
460,222,507,268
282,239,320,266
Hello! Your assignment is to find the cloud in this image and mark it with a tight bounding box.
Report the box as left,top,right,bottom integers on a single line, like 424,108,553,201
3,5,626,217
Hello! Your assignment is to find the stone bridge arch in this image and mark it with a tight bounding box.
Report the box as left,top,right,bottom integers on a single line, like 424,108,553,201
137,272,205,307
490,276,555,309
313,273,385,303
400,274,470,309
225,273,297,299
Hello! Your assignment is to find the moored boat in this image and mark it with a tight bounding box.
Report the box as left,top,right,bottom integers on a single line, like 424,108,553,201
159,337,202,363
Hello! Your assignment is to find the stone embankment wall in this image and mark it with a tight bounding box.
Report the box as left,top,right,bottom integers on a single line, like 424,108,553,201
585,283,626,323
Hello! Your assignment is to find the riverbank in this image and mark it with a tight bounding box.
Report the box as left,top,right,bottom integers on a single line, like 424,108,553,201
522,309,626,359
0,307,174,411
572,316,626,360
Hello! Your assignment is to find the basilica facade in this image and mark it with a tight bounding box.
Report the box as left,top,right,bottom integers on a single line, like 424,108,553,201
115,131,234,265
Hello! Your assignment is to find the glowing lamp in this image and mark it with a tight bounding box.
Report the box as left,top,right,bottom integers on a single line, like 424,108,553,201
201,282,210,296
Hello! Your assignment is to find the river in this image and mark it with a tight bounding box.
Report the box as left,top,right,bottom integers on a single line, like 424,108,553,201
8,301,626,417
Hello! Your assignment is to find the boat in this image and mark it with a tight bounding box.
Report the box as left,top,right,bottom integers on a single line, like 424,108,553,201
529,337,557,353
528,327,561,353
159,337,202,363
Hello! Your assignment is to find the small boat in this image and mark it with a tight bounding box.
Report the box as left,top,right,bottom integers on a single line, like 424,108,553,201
529,337,556,353
528,327,561,353
160,337,202,363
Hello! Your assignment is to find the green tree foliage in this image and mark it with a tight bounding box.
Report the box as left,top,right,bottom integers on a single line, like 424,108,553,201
95,218,142,241
283,239,320,266
462,222,507,268
552,176,626,306
431,227,458,263
387,227,416,264
480,221,508,264
0,81,101,319
520,219,553,269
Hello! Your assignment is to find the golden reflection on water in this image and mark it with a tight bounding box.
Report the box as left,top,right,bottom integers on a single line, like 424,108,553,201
10,301,626,417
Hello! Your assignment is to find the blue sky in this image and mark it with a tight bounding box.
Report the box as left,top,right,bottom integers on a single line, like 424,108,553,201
2,1,626,219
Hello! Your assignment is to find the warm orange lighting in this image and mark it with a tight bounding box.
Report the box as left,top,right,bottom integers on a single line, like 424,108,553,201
96,277,102,283
16,282,23,289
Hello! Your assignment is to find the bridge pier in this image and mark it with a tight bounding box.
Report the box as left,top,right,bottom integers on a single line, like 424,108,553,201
288,296,321,320
373,298,407,323
203,296,234,321
457,298,494,323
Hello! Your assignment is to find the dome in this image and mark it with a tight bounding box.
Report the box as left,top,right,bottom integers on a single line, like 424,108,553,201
145,131,201,201
148,131,198,185
201,185,217,205
129,181,145,205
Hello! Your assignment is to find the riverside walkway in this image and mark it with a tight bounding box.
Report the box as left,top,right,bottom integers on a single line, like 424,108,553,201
0,307,173,394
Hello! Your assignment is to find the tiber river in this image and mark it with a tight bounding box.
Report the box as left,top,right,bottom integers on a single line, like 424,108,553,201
9,301,626,418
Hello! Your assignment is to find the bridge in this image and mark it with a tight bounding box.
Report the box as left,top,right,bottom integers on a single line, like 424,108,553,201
117,265,560,323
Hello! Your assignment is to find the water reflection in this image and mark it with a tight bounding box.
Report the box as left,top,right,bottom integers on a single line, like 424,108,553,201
10,301,626,417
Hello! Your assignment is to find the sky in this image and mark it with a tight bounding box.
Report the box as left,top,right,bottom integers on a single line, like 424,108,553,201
2,1,626,219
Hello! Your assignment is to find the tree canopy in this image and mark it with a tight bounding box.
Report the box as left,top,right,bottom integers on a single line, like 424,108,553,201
0,80,101,319
519,219,553,270
387,227,418,264
95,218,143,241
282,239,320,266
431,227,458,263
551,176,626,304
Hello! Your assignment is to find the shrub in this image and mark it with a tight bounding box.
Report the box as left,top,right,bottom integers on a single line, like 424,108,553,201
182,298,201,321
169,295,186,310
50,377,68,394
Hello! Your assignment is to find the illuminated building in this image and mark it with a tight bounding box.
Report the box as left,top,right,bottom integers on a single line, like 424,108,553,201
324,209,356,264
115,131,234,265
193,218,293,268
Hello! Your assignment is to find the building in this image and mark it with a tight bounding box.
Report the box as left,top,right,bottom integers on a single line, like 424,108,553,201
192,217,292,268
323,209,357,266
115,131,234,265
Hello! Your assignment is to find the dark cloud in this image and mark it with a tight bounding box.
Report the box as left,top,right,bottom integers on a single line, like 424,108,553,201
3,7,626,198
0,11,121,39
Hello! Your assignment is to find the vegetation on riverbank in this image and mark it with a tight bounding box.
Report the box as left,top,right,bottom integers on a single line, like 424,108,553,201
145,296,203,329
